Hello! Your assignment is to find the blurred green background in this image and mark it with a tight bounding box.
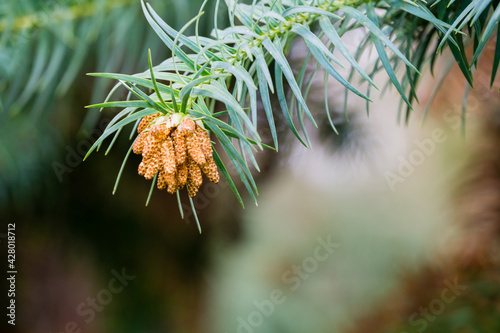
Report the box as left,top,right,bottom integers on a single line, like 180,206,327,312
1,1,499,333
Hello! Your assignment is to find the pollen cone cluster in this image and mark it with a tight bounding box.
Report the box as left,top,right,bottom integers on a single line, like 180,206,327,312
133,113,219,197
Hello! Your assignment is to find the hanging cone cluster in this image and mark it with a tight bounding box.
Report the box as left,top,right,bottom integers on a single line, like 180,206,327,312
132,113,219,197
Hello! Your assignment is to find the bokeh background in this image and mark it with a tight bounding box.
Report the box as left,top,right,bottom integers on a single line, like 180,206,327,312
1,1,500,333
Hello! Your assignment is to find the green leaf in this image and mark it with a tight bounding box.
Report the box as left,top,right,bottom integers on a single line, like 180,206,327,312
144,2,221,62
472,5,500,64
274,62,308,147
138,71,190,84
221,129,275,150
256,11,288,25
171,85,179,113
305,37,371,101
256,59,278,150
291,23,345,68
251,47,274,93
217,26,260,39
97,82,126,113
86,101,152,109
179,74,227,114
88,72,174,96
194,38,239,67
102,106,140,134
262,36,317,127
105,127,123,155
212,149,244,208
188,196,202,234
323,71,338,134
491,22,500,87
211,61,258,115
232,1,263,33
141,0,197,72
282,6,342,20
422,60,455,124
447,36,474,86
189,108,255,149
436,0,482,51
112,140,135,195
366,4,412,109
192,81,261,143
171,10,209,80
130,118,141,140
118,80,168,113
340,5,420,74
148,48,169,110
176,191,185,219
206,113,257,186
145,173,158,207
388,0,457,43
204,122,258,205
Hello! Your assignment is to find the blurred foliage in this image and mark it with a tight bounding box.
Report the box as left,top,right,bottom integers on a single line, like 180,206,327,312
380,270,500,333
